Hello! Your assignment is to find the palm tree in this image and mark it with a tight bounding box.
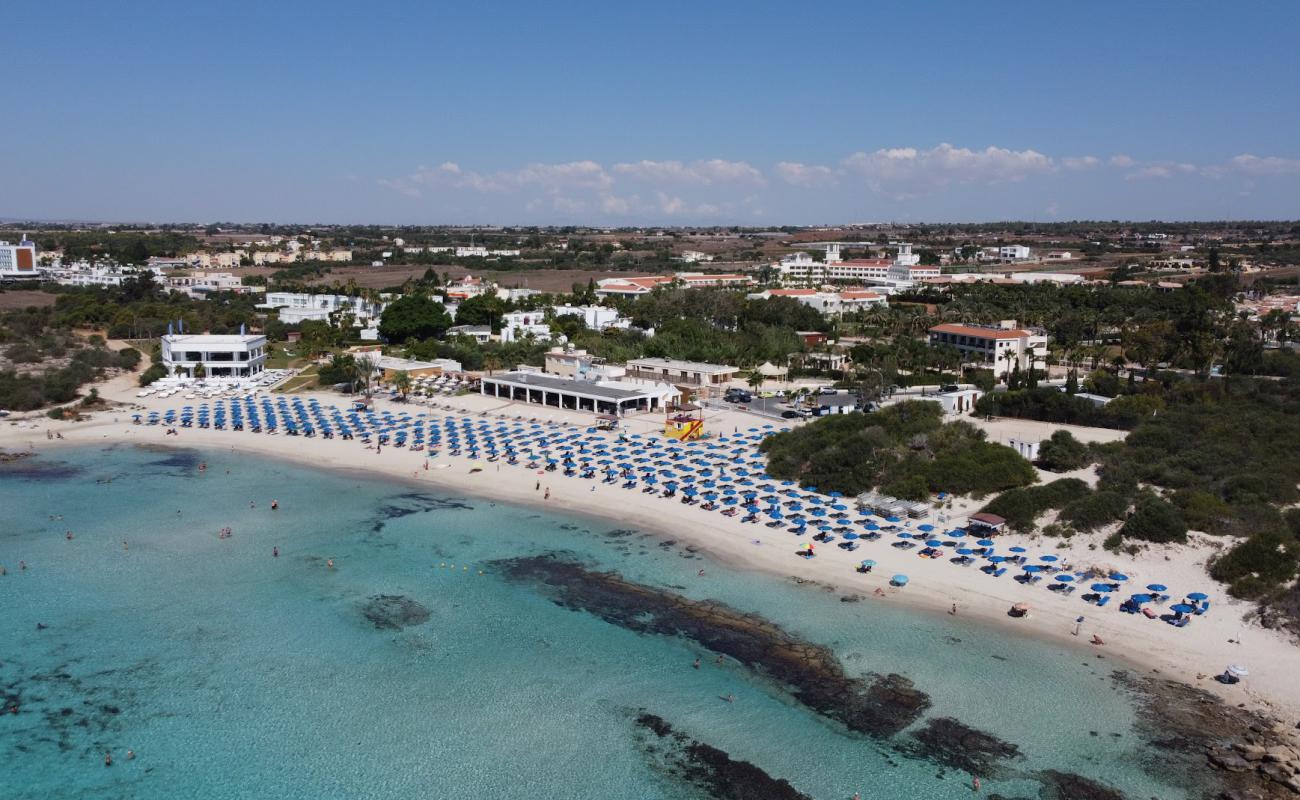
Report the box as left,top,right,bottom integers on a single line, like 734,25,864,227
1000,349,1018,384
392,370,412,401
352,353,377,397
747,371,764,392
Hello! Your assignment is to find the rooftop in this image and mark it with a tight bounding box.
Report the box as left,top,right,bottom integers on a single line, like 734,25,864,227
929,323,1033,340
162,333,265,344
482,371,659,401
625,357,739,374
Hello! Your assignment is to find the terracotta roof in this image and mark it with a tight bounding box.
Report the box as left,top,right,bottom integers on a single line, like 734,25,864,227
968,512,1006,526
839,290,883,299
768,289,817,296
836,259,892,267
929,323,1032,340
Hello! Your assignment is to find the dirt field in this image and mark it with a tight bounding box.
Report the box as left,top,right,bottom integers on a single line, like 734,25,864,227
0,290,59,309
307,265,636,293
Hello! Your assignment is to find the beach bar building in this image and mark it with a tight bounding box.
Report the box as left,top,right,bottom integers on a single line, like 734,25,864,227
161,333,267,378
480,371,674,416
624,357,738,389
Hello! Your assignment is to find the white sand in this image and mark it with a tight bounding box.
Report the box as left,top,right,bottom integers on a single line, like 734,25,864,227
6,381,1299,725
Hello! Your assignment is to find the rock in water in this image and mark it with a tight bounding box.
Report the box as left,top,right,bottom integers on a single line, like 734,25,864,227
362,595,430,630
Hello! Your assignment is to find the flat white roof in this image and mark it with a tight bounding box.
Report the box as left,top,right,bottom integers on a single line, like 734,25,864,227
162,333,265,345
483,371,658,401
625,357,738,374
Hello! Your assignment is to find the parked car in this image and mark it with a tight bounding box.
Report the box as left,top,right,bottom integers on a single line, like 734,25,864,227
780,410,801,419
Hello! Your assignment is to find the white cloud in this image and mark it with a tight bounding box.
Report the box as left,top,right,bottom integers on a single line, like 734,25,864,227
1125,162,1197,180
599,194,637,214
613,159,765,185
1109,154,1136,168
774,162,838,187
842,143,1054,196
1061,156,1100,171
380,160,611,196
1229,154,1300,176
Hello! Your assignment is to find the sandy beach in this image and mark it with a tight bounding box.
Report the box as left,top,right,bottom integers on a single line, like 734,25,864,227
5,382,1299,726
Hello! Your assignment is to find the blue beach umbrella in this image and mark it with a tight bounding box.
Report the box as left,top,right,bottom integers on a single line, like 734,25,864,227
977,539,994,547
1109,572,1129,581
1009,546,1026,553
925,539,942,547
1023,564,1043,572
1146,584,1168,592
1186,592,1208,601
1039,555,1059,562
861,559,876,568
1170,603,1196,614
1055,574,1075,582
1090,583,1116,592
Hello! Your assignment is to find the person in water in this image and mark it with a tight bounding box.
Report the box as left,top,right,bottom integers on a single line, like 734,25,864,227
104,752,112,767
271,500,279,510
693,658,700,669
272,546,279,558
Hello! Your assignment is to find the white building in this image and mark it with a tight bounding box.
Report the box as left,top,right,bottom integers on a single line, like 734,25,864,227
259,292,389,327
161,333,267,378
46,261,146,288
928,321,1047,377
165,271,263,298
996,245,1032,262
774,244,938,287
0,239,39,279
624,357,738,389
455,245,489,258
753,288,887,315
552,304,629,331
679,250,714,263
594,272,753,299
499,310,554,343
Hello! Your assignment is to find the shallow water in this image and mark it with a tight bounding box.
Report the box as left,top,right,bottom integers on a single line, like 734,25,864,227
1,445,1193,799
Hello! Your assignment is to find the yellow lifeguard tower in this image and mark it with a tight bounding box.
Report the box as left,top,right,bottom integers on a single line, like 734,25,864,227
663,405,704,441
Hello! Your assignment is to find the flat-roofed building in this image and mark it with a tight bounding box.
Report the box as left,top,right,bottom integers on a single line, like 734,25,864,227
624,357,738,388
161,333,267,378
928,321,1047,377
480,371,675,416
0,239,39,279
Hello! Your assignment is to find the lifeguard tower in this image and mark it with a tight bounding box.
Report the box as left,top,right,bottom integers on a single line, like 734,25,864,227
663,404,704,441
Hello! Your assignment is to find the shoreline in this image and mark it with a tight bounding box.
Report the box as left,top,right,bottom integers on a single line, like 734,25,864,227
5,401,1299,726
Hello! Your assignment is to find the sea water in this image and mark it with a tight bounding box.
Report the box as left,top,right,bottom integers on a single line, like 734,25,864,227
1,444,1188,799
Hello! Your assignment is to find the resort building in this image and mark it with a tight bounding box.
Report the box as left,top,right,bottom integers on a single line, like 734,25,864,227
931,387,984,416
164,271,263,299
927,321,1047,377
624,357,738,389
552,304,630,331
499,311,554,343
260,292,390,327
161,333,267,378
774,245,939,287
479,371,676,416
447,324,492,343
372,354,462,380
594,272,754,299
751,288,887,315
0,238,39,280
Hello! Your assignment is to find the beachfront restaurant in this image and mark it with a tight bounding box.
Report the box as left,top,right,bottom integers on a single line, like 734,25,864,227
967,512,1007,535
480,371,670,416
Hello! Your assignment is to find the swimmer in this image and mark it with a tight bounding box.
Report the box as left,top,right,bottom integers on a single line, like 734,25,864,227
272,546,279,558
973,776,980,791
693,658,700,669
250,501,256,509
199,462,206,471
66,531,73,540
20,561,27,571
271,500,279,510
697,569,705,577
725,694,734,703
123,541,128,551
950,603,957,615
127,749,135,760
327,558,335,569
105,752,113,767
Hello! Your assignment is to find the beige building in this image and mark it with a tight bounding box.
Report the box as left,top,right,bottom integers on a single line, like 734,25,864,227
624,357,738,388
928,321,1047,377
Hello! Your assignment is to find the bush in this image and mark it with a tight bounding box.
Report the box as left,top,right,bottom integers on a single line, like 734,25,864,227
981,478,1090,532
1118,494,1187,544
1211,528,1299,599
5,342,42,363
139,363,167,386
1037,430,1092,472
1060,490,1129,532
115,347,142,369
1172,490,1233,534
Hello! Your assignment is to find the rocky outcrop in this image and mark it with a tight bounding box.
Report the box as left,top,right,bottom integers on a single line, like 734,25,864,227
361,595,430,630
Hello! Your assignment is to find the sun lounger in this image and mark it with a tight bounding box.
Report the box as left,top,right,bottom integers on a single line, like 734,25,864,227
1097,596,1110,607
993,568,1006,577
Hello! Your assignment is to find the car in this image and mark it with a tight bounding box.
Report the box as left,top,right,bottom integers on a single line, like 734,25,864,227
818,387,838,395
780,410,800,419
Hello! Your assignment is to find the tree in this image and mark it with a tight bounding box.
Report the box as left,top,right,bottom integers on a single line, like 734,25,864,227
392,370,412,401
353,353,377,397
1118,493,1188,544
378,295,453,343
455,294,509,332
1037,430,1091,472
747,371,764,391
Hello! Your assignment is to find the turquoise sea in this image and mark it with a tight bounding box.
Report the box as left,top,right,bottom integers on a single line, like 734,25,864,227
1,445,1200,799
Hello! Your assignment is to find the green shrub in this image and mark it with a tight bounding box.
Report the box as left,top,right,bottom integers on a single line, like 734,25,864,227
1060,490,1129,532
1037,430,1092,472
1118,494,1187,544
1211,528,1299,599
139,363,167,386
1172,490,1233,534
981,478,1090,532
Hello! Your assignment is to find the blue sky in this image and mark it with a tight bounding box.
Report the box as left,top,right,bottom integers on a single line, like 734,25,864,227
6,0,1300,224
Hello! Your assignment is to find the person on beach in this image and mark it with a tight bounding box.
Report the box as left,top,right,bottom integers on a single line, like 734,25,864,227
950,603,957,615
544,487,550,500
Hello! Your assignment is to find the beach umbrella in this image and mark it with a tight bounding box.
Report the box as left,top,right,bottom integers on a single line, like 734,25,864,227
1055,574,1075,582
917,524,935,532
861,559,876,568
1009,546,1026,553
885,516,901,523
1039,555,1059,562
1170,603,1196,614
988,555,1006,563
925,539,942,547
891,574,909,586
897,532,912,539
843,532,859,540
956,548,973,555
1091,583,1116,592
1146,584,1168,592
1109,572,1129,581
1129,594,1154,603
1186,592,1208,601
1226,664,1249,677
977,539,994,547
1023,564,1043,572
